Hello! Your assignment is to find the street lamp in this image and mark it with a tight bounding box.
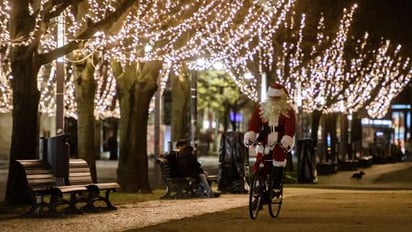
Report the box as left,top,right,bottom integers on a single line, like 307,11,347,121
56,15,65,135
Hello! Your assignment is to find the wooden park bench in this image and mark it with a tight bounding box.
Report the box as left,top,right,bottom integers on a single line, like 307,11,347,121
156,157,218,199
68,159,120,211
16,159,88,217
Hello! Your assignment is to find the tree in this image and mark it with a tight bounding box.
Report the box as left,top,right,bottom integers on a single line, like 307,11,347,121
71,51,99,182
1,0,337,196
3,0,137,204
197,71,249,132
111,60,161,192
170,63,191,142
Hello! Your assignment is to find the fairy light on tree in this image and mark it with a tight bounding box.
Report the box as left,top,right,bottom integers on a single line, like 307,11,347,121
0,0,410,130
0,0,410,199
1,1,409,120
272,4,412,118
1,0,139,204
2,0,297,194
0,0,298,116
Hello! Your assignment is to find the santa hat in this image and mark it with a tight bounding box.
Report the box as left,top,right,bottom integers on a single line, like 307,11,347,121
267,83,289,98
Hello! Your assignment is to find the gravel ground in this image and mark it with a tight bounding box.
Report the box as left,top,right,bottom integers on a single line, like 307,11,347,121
130,189,412,232
1,162,411,232
0,194,248,232
2,188,412,232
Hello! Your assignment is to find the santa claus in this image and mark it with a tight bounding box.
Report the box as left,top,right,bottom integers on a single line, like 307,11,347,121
244,83,296,188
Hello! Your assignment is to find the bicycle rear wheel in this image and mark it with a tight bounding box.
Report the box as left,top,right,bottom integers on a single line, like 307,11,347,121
268,172,283,218
248,173,264,219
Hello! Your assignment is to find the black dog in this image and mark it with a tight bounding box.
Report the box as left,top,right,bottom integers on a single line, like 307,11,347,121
351,171,365,180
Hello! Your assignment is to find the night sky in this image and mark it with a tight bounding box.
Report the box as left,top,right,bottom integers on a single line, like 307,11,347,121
351,0,412,54
296,0,412,55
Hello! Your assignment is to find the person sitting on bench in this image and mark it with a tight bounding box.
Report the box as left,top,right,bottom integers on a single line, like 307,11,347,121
172,139,219,198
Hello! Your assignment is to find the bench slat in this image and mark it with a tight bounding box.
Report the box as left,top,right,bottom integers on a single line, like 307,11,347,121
57,185,88,193
68,159,119,210
16,158,119,215
16,159,91,216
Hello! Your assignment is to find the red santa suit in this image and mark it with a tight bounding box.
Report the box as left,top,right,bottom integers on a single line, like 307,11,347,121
244,83,296,168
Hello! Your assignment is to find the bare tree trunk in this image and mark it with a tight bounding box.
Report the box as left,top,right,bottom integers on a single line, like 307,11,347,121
326,113,338,163
112,60,161,192
73,57,98,182
310,110,323,164
339,113,349,161
350,112,362,158
5,53,40,204
311,110,322,146
171,65,190,142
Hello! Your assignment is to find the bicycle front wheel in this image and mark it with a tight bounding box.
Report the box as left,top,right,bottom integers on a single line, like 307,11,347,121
249,173,264,220
268,172,283,218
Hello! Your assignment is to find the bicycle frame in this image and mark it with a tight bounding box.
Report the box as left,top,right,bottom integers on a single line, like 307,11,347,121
247,139,284,219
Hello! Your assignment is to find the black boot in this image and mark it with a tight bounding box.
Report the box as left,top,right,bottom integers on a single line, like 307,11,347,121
271,167,284,190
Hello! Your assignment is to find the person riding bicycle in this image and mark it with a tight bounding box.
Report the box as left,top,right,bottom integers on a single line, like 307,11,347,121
244,83,296,190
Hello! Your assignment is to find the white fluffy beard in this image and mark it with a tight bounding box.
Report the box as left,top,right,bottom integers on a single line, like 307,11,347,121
260,99,291,126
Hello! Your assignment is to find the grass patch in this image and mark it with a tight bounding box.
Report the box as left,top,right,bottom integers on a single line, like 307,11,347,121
284,171,298,184
110,189,165,205
0,202,28,219
0,188,167,218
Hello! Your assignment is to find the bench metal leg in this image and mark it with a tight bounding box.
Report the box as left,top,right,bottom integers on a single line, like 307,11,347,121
48,193,82,216
101,190,117,210
62,192,83,214
82,189,117,211
160,186,172,199
22,194,53,217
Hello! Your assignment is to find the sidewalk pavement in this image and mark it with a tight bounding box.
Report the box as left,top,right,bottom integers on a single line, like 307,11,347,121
1,159,412,231
1,157,412,201
309,161,412,190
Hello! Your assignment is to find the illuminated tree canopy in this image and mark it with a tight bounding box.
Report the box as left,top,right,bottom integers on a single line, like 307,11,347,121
266,4,412,118
1,0,411,201
0,0,297,117
0,0,411,119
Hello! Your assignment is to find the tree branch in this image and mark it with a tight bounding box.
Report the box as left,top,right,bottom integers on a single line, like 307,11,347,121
38,0,137,65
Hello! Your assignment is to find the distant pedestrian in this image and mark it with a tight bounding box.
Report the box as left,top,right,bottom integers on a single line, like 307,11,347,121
107,135,118,160
405,137,412,161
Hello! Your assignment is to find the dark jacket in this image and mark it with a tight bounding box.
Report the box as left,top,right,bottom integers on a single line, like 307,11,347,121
175,147,204,179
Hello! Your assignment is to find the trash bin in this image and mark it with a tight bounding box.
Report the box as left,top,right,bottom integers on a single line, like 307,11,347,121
46,134,70,185
297,139,317,183
218,132,249,193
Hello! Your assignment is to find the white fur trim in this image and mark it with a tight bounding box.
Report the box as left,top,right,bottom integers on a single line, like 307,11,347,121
264,145,271,155
255,144,264,154
243,131,256,146
267,87,284,97
268,117,279,127
267,132,278,146
273,159,287,167
280,135,294,151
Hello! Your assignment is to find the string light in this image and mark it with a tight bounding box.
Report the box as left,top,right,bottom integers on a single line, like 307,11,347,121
273,4,412,118
0,1,411,120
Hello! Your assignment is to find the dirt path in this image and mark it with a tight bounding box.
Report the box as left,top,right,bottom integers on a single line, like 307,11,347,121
2,162,412,231
1,188,412,231
128,189,412,232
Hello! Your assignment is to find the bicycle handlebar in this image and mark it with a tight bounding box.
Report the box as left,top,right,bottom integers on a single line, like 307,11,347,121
246,139,261,147
246,139,289,153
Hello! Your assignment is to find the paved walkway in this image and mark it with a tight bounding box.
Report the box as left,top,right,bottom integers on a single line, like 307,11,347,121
1,158,412,200
1,159,412,231
304,161,412,190
128,189,412,232
67,157,412,190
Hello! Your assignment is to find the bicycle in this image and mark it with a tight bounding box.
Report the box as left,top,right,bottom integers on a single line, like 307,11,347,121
247,140,284,220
